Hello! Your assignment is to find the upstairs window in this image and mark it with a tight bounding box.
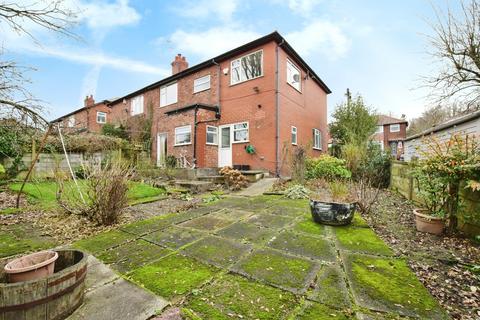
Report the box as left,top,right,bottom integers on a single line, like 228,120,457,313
287,59,301,92
231,50,263,85
291,126,297,145
233,122,249,142
174,125,191,146
390,124,400,132
313,129,322,150
206,126,218,145
160,82,178,107
96,111,106,124
376,125,383,133
194,75,211,93
131,95,144,115
67,116,75,127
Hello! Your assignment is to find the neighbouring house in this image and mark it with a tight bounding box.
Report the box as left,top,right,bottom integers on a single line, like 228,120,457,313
372,114,408,158
403,110,480,161
105,31,330,176
51,95,112,133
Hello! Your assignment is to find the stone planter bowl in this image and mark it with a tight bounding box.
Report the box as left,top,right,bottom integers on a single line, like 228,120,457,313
413,208,445,235
4,250,58,283
310,199,356,226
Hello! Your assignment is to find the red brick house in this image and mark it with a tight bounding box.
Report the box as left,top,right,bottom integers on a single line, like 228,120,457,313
107,32,330,176
372,115,408,158
52,95,111,133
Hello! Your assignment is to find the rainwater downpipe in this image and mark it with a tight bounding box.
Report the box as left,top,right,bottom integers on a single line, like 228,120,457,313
212,59,221,116
193,106,198,168
275,39,285,177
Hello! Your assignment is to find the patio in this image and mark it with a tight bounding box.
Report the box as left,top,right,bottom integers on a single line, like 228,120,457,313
70,195,447,319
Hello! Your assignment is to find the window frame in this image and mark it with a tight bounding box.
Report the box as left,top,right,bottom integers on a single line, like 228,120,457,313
313,128,322,150
96,111,107,124
193,75,211,94
390,124,400,132
376,125,384,133
291,126,297,145
174,125,192,146
131,95,144,115
230,49,264,86
67,115,75,128
206,125,218,145
286,59,302,92
232,121,249,143
160,82,178,107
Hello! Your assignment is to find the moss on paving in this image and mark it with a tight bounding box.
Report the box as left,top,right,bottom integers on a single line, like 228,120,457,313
268,231,336,261
294,302,353,320
335,226,393,256
344,253,446,319
0,224,56,258
96,239,172,273
179,215,234,231
210,209,253,221
292,218,327,237
350,213,369,228
128,254,217,300
73,229,136,254
309,265,350,309
247,213,293,229
181,236,251,268
183,274,298,320
216,221,275,244
234,249,317,292
143,226,204,249
121,211,194,236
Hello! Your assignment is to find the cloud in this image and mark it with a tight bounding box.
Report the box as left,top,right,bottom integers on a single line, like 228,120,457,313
75,0,141,30
288,0,322,17
286,20,350,59
171,0,239,21
156,27,261,60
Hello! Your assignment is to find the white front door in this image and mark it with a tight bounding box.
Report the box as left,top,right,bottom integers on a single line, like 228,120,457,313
218,125,232,167
157,133,167,167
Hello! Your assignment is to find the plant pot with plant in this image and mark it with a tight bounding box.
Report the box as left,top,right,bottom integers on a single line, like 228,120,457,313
310,180,357,226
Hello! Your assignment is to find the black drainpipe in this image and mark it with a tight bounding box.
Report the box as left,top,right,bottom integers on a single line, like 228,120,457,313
193,106,198,168
275,39,285,177
212,59,221,117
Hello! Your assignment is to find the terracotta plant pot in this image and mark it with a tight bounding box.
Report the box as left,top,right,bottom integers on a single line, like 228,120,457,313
4,250,58,283
413,208,445,235
310,199,356,226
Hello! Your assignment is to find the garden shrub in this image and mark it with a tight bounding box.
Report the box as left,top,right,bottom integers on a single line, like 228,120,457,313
219,167,248,190
284,184,310,199
290,146,306,183
305,155,351,180
101,123,129,139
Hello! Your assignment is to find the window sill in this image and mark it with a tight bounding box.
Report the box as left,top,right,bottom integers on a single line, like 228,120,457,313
160,102,178,108
229,75,264,87
287,82,302,93
96,122,106,124
292,142,297,146
174,143,192,147
194,88,210,94
313,147,322,151
206,143,218,146
232,140,249,144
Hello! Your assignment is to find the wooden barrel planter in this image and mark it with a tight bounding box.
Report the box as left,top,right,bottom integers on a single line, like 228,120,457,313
0,249,87,320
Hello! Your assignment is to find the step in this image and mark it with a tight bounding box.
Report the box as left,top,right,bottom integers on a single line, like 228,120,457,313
197,175,225,183
239,170,265,182
173,180,213,194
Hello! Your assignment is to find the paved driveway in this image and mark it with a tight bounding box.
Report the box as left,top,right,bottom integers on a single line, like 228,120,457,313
73,195,447,319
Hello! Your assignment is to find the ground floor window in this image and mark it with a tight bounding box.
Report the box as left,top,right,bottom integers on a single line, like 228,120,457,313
206,126,218,145
313,128,322,150
175,125,192,146
291,126,297,145
233,122,248,142
96,111,106,124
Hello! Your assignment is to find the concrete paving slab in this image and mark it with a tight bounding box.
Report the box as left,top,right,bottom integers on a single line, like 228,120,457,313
84,255,119,292
236,178,277,196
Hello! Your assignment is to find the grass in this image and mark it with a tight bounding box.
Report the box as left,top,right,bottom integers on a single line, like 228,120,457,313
9,180,166,208
0,224,56,258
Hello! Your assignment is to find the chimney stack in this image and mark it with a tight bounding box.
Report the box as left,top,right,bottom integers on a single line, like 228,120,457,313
171,54,188,75
84,95,95,107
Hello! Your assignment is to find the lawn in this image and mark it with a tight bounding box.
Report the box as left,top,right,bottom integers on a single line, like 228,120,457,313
9,180,166,208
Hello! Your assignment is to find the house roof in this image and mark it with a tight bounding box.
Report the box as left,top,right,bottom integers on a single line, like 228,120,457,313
377,115,408,126
164,103,219,115
50,99,112,123
405,109,480,141
109,31,332,106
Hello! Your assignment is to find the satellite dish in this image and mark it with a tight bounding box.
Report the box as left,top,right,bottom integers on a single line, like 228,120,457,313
293,74,300,83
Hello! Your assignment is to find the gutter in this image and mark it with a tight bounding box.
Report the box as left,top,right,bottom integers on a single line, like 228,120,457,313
275,39,285,177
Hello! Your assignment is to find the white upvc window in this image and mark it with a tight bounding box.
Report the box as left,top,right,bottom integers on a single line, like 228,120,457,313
206,126,218,145
313,128,322,150
131,95,144,115
160,82,178,107
291,126,297,145
233,122,249,143
231,50,263,85
376,125,384,133
287,59,301,92
174,125,191,146
96,111,106,124
194,75,211,93
390,124,400,132
67,115,75,127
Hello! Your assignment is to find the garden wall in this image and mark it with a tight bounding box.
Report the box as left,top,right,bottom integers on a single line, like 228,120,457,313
390,160,480,236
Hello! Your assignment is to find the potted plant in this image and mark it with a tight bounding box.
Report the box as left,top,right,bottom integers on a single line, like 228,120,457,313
310,180,357,226
4,250,58,283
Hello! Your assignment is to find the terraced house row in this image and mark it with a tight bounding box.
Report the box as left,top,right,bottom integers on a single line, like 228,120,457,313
52,31,331,176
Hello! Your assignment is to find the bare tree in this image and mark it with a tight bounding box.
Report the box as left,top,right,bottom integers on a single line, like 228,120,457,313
425,0,480,109
0,0,78,127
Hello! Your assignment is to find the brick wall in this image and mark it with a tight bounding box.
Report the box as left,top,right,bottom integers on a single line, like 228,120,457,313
59,102,110,133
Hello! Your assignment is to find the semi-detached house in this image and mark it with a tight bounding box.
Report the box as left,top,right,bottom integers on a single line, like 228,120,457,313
59,31,331,176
